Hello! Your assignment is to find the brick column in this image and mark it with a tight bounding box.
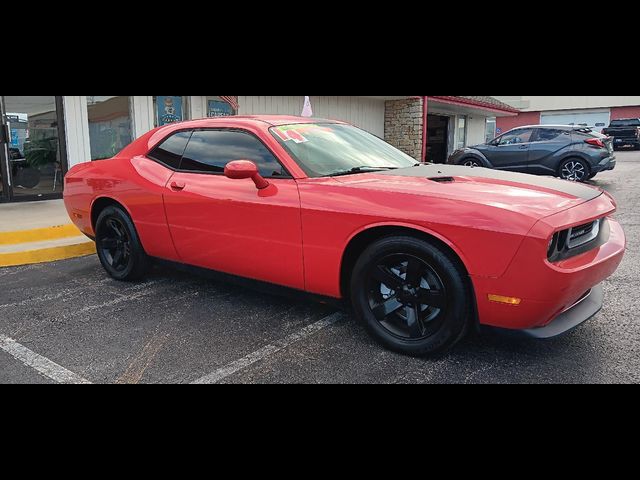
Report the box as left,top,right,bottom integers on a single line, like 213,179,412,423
384,98,425,161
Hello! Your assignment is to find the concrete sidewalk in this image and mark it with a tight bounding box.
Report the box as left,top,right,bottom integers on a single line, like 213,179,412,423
0,200,95,267
0,200,70,232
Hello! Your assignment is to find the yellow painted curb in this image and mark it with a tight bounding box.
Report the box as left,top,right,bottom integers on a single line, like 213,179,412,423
0,224,82,246
0,242,96,268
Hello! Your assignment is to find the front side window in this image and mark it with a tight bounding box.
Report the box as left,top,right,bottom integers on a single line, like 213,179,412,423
270,123,417,177
148,131,192,169
496,129,534,146
180,130,287,177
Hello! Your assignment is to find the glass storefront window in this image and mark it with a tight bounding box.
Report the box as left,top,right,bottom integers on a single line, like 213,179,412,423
207,96,236,117
154,96,186,127
1,96,66,201
456,116,467,150
485,117,497,143
86,96,133,161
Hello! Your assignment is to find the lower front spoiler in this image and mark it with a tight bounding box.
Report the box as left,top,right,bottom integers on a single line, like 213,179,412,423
486,284,604,339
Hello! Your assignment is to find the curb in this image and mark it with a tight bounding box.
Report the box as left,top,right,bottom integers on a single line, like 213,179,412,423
0,242,96,268
0,224,96,268
0,224,83,245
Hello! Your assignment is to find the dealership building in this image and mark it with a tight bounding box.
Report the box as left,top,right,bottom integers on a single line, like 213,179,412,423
1,95,516,205
493,96,640,134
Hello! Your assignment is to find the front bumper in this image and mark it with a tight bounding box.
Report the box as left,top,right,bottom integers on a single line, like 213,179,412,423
472,203,625,332
488,284,603,339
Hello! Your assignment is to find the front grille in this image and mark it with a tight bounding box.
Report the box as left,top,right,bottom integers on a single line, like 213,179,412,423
548,218,609,262
567,220,600,249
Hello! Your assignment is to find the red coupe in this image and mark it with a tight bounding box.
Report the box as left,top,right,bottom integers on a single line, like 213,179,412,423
64,116,626,355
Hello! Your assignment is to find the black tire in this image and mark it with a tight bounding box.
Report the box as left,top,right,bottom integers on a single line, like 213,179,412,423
588,172,598,180
95,206,149,281
559,158,590,182
350,236,473,356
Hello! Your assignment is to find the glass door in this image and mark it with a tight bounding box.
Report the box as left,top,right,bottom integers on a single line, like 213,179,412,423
0,96,67,202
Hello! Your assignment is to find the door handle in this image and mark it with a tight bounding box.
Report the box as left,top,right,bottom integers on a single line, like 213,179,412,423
519,145,528,150
170,181,186,191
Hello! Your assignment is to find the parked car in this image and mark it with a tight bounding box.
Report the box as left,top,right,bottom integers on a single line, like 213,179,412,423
448,125,616,182
64,116,625,356
602,118,640,150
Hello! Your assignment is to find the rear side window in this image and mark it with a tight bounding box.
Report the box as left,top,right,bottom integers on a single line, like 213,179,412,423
148,131,192,169
180,130,287,177
533,129,569,142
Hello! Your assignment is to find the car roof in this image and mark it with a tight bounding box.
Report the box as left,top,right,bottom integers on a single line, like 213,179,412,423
514,124,584,130
168,115,345,128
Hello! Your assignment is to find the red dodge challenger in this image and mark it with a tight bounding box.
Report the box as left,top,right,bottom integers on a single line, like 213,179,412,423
64,116,626,355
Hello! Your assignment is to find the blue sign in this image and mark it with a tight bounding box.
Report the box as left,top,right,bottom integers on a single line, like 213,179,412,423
208,100,234,117
157,96,183,126
496,127,503,135
10,129,19,147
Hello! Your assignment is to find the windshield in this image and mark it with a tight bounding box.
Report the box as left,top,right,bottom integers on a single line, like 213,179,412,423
610,119,640,127
270,123,417,177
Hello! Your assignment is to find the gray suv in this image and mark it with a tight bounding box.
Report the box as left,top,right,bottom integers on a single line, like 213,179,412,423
448,125,616,182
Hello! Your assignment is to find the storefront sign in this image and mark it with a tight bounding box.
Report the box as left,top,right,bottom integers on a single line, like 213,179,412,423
208,100,234,117
10,128,19,147
157,96,183,126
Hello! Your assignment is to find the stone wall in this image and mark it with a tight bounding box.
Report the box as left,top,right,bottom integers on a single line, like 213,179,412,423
384,98,424,161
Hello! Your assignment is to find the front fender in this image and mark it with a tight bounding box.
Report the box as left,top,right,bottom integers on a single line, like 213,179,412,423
451,149,491,167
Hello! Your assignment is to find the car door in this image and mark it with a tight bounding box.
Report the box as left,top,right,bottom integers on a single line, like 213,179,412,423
483,128,534,172
527,128,572,175
162,129,305,290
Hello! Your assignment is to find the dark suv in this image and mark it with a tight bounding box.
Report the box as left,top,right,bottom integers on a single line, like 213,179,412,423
448,125,616,182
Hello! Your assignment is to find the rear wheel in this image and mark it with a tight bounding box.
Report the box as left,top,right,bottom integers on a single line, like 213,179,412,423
95,206,149,281
559,158,589,182
350,236,472,356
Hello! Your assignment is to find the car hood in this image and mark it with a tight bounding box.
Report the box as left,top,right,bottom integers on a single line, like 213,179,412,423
332,164,602,219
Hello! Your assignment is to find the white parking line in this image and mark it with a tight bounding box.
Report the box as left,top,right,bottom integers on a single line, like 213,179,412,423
0,335,92,384
192,312,345,384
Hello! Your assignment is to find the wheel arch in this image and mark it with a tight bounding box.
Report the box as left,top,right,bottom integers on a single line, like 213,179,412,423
340,223,471,293
458,151,490,167
91,196,133,232
557,155,592,176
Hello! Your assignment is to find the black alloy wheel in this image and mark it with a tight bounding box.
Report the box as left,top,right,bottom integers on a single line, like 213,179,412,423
368,254,447,340
95,206,149,281
350,236,473,356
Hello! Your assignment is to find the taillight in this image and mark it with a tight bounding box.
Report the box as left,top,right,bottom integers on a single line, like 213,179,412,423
585,138,606,148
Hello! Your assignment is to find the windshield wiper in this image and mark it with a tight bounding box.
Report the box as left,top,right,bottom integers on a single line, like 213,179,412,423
327,166,400,177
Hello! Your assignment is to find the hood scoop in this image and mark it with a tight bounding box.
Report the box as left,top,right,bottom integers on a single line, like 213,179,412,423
428,176,456,184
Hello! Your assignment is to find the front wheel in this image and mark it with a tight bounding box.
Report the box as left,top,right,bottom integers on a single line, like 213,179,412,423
95,206,149,281
559,158,589,182
459,158,482,167
350,236,473,356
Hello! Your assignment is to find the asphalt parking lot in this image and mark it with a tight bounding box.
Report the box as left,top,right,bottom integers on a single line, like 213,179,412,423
1,151,639,384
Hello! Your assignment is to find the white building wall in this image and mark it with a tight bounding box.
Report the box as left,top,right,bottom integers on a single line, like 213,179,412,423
238,96,386,137
466,116,487,146
62,96,91,168
494,96,640,112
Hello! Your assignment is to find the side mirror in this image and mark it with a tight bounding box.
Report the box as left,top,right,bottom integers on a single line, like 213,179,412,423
224,160,270,189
